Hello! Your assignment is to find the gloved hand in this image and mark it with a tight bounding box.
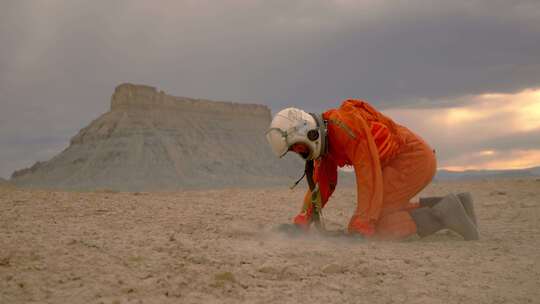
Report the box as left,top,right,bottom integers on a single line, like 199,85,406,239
293,212,312,230
293,203,315,230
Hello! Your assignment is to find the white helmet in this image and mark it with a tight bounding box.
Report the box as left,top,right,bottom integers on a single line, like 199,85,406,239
266,107,327,160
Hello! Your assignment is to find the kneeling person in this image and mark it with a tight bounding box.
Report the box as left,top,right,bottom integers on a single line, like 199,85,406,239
266,99,478,240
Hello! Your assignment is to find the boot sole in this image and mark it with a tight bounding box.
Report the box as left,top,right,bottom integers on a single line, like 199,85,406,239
433,194,479,241
420,193,478,227
457,192,477,227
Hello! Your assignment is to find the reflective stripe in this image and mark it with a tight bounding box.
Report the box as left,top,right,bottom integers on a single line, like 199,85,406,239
328,110,401,163
372,125,385,139
370,121,400,162
328,118,356,139
379,139,392,159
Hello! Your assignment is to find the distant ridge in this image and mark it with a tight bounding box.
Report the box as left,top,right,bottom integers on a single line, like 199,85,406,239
435,166,540,180
10,83,303,191
335,166,540,185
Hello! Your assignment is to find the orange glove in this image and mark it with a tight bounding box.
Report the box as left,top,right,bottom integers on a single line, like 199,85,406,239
293,205,314,230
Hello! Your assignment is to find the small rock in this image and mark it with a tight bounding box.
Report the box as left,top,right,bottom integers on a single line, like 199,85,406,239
520,202,536,208
258,266,278,274
211,271,237,288
403,258,422,267
277,266,301,281
214,271,236,283
358,267,377,277
0,257,10,266
322,264,346,274
187,255,208,264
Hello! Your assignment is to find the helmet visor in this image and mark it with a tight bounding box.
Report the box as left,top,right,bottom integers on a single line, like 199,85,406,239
265,128,289,157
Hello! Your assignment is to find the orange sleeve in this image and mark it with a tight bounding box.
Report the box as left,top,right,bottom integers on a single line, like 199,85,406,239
346,112,383,235
299,158,338,213
294,159,338,228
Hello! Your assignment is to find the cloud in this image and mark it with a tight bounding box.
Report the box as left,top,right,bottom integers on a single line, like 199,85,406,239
442,149,540,171
1,1,540,177
384,88,540,170
2,1,539,107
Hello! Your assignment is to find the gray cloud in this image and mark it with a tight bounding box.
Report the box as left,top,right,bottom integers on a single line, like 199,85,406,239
1,0,540,177
483,129,540,152
434,129,540,163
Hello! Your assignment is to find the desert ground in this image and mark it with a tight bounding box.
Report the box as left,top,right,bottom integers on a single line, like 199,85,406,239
1,178,539,304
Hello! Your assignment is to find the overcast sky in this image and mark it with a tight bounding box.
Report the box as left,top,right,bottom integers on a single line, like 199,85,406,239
1,0,540,178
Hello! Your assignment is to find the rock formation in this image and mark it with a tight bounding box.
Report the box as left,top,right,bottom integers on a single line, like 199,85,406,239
11,83,303,191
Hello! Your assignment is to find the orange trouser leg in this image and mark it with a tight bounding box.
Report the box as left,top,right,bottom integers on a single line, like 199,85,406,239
375,211,417,240
374,126,437,240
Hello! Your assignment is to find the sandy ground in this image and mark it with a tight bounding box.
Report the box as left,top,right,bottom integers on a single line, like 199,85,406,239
1,178,539,304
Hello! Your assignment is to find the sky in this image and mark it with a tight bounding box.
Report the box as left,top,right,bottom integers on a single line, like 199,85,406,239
1,0,540,178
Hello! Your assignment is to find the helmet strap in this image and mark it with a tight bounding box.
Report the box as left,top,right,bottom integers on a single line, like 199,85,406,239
308,113,328,159
305,160,316,191
289,171,306,190
288,160,314,190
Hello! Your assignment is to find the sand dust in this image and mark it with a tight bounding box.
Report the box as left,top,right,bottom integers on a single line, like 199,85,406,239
1,178,539,303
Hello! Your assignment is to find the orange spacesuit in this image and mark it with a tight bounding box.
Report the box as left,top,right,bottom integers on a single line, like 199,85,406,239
293,99,437,240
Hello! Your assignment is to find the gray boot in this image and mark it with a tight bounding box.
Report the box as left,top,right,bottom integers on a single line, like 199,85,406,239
411,194,479,240
419,192,477,226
